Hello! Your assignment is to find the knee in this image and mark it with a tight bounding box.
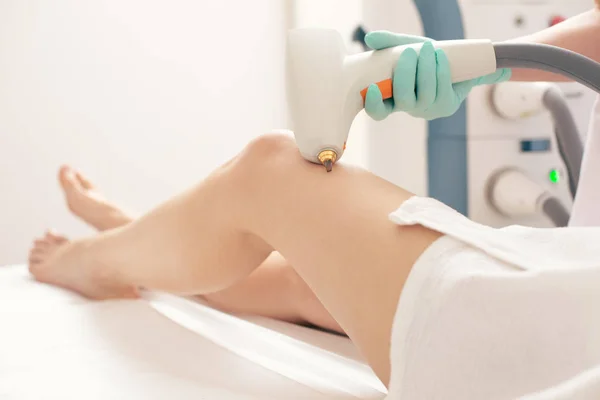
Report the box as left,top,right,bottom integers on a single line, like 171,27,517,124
230,132,304,182
224,131,334,203
243,132,298,163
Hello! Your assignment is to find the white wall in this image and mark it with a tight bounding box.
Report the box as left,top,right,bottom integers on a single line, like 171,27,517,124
0,0,289,264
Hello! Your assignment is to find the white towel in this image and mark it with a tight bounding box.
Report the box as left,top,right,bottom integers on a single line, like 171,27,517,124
385,196,600,400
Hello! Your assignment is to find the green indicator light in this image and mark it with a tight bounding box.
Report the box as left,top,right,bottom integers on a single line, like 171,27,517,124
549,169,560,184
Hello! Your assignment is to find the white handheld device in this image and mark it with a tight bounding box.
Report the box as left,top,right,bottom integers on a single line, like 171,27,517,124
287,29,497,169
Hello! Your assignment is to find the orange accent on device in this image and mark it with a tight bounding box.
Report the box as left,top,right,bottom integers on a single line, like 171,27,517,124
360,79,393,103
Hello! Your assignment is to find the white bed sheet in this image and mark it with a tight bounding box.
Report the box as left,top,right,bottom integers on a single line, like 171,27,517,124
0,264,384,400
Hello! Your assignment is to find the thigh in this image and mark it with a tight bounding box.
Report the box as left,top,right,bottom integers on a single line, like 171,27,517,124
235,134,441,385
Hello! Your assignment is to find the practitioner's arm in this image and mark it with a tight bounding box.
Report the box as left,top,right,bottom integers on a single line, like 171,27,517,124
510,7,600,82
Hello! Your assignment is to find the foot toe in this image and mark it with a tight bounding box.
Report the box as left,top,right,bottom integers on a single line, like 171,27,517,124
58,165,72,187
58,165,81,193
28,254,42,264
27,241,64,281
75,170,95,190
30,246,47,255
45,230,69,244
33,239,50,248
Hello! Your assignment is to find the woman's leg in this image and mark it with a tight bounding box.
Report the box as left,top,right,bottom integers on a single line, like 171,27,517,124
33,165,344,333
30,133,440,384
58,165,134,231
203,251,342,333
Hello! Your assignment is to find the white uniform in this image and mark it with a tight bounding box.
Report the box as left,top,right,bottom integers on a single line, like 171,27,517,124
385,196,600,400
570,97,600,226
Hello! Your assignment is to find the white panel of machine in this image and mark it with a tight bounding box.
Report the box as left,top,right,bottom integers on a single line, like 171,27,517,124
463,0,595,227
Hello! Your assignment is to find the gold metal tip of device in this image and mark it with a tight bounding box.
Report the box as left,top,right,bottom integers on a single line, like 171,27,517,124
317,150,337,173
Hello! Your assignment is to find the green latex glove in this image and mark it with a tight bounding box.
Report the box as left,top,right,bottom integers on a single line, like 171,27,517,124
363,31,512,121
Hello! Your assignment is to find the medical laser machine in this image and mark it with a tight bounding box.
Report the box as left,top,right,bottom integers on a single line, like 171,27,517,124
288,0,597,228
488,81,585,227
458,0,595,228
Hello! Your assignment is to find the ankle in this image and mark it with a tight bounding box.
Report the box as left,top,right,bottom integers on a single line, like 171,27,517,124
80,235,137,292
93,209,132,231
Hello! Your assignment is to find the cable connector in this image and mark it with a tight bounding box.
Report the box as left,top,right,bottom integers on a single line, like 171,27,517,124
487,168,569,226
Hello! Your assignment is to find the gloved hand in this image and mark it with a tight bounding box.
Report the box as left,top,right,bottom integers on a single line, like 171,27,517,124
363,31,511,121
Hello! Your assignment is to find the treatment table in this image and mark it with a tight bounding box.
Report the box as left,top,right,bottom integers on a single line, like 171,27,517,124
0,264,385,399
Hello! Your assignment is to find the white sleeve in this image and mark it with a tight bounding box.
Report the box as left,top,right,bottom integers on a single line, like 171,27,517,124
570,96,600,227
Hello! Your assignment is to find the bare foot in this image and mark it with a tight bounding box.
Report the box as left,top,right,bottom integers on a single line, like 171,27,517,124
28,231,69,266
28,232,138,300
59,165,132,231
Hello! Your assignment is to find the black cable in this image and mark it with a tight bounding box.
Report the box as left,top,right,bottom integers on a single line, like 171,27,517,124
542,196,570,227
542,87,583,198
494,43,600,93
